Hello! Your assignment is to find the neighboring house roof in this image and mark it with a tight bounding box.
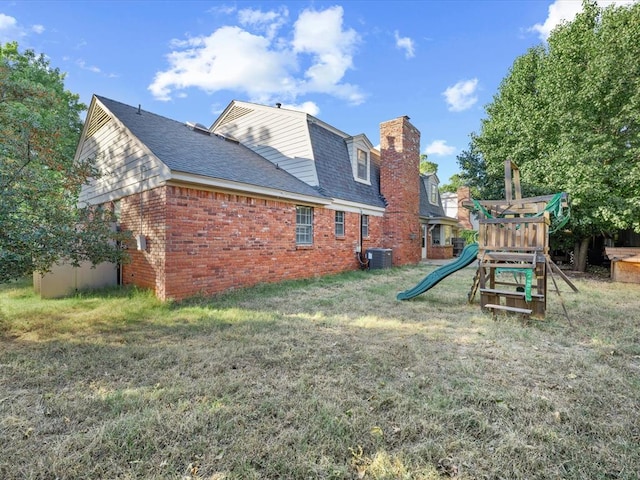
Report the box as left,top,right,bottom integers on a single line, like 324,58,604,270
94,96,327,201
420,174,446,218
419,174,460,227
308,121,386,208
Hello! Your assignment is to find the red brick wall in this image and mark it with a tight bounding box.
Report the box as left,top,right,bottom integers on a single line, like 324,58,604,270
379,116,422,266
119,185,384,300
427,244,454,260
120,188,167,299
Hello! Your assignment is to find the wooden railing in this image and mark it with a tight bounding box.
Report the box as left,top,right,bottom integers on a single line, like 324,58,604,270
478,216,549,253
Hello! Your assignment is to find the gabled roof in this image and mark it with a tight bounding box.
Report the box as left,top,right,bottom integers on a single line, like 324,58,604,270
95,96,327,201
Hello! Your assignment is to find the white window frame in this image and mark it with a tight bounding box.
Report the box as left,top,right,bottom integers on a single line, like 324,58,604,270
356,148,369,181
361,214,369,238
430,183,438,205
296,206,313,245
112,200,121,221
335,211,345,237
346,135,373,185
430,224,452,245
431,224,441,245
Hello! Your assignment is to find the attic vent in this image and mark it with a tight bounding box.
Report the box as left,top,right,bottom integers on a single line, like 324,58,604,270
216,133,239,144
186,121,211,135
218,105,253,127
85,104,112,139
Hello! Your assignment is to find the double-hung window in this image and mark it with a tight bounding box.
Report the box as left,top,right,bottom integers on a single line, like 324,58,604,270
356,149,369,181
296,206,313,245
431,224,441,245
335,211,345,237
361,214,369,238
430,184,438,204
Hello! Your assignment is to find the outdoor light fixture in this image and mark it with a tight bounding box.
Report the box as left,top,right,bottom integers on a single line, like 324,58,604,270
135,234,146,251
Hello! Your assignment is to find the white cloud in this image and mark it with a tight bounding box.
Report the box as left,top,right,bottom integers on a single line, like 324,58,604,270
443,78,478,112
76,59,101,73
238,7,288,40
0,14,46,42
0,13,16,29
0,13,17,31
149,26,296,103
530,0,637,41
149,6,364,106
280,100,320,116
291,6,363,104
394,31,415,59
424,140,456,156
207,5,237,16
0,13,24,43
76,58,120,78
529,0,583,41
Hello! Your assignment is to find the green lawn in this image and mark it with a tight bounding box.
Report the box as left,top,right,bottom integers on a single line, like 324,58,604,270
1,265,639,479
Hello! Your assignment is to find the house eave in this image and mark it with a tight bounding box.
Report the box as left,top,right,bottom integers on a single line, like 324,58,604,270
326,198,386,216
169,171,331,205
421,216,460,227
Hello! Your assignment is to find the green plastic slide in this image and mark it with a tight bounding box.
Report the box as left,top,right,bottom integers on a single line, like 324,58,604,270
397,242,479,300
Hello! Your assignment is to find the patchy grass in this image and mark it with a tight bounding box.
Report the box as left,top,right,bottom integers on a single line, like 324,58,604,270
1,265,639,479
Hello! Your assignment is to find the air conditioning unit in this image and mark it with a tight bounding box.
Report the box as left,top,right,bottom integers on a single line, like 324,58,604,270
366,248,392,270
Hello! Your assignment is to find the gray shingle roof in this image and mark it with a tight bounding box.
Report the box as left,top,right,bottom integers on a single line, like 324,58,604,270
420,175,446,218
96,96,326,200
308,121,386,208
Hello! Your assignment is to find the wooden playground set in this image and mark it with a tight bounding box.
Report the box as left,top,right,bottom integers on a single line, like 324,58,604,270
465,160,578,322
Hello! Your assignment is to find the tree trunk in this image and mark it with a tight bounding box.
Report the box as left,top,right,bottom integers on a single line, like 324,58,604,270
573,237,590,272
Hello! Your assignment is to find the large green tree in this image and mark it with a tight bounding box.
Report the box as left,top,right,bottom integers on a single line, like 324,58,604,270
454,141,501,199
0,42,128,282
419,154,438,175
466,1,640,271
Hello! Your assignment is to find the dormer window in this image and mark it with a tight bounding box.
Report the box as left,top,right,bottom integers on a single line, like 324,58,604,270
357,149,368,181
423,173,441,206
346,134,373,185
430,183,438,205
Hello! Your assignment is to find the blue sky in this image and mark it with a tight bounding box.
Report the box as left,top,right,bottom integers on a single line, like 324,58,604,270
1,0,635,183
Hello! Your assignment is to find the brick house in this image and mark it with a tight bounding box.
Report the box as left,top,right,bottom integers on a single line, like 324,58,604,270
419,173,461,260
76,95,458,300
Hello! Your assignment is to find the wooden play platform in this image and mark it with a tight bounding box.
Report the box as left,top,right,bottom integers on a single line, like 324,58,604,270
466,160,578,320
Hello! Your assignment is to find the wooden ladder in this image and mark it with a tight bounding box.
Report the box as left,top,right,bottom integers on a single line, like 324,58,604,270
483,303,533,316
478,250,540,319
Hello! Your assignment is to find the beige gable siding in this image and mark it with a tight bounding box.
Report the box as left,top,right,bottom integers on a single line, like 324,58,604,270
214,104,319,186
78,102,170,206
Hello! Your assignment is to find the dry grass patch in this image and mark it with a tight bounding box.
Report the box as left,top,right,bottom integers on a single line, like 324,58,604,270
1,265,639,479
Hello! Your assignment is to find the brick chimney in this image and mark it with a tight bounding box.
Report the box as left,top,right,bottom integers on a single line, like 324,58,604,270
380,116,421,266
456,186,473,230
